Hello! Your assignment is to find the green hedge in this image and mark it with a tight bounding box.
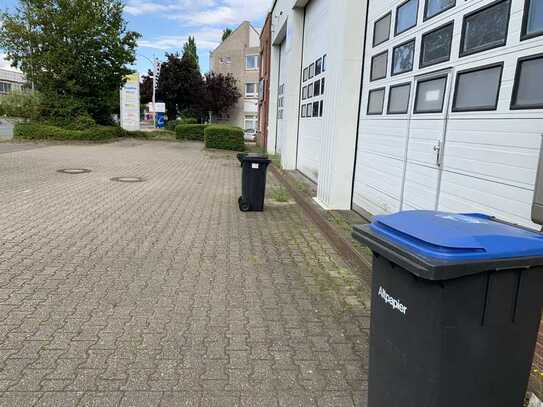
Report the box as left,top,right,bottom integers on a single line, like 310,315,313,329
14,122,123,141
204,125,245,151
175,124,208,141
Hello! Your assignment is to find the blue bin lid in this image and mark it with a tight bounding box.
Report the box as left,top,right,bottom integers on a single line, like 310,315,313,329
369,211,543,262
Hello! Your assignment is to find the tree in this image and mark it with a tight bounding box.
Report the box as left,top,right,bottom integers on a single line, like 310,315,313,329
156,52,205,120
182,36,199,69
222,28,233,42
203,72,241,118
0,0,140,124
140,70,154,105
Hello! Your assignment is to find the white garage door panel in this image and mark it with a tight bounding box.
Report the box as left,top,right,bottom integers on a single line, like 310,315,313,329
354,152,404,214
407,120,444,166
358,119,409,160
402,162,440,210
439,172,536,228
297,0,328,182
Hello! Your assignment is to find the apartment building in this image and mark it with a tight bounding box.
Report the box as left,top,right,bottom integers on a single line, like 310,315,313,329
209,21,261,133
0,69,25,95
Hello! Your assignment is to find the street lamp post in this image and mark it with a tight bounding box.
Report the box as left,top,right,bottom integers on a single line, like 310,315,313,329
138,54,160,128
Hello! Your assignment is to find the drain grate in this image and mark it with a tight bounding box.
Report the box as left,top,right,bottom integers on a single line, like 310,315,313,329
110,176,145,183
57,169,91,174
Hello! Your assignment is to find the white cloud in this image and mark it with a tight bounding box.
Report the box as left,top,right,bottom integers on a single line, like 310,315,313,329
138,28,222,51
126,0,269,27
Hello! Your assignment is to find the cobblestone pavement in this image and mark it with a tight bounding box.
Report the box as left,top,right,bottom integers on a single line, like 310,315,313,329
0,140,371,406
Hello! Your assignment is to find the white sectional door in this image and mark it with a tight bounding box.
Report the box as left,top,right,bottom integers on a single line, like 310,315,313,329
276,40,288,154
354,0,543,228
296,0,329,182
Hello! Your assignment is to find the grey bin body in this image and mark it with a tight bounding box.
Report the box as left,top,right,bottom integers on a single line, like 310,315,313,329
353,212,543,407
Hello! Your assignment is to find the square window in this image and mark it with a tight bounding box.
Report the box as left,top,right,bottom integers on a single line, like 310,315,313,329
309,63,315,79
392,39,415,75
308,83,314,98
302,86,308,100
460,0,510,57
371,51,388,81
388,83,411,114
321,78,325,94
374,13,391,47
522,0,543,40
414,75,447,113
320,101,324,117
313,102,320,117
303,67,309,82
245,55,259,70
322,55,327,71
424,0,455,20
245,82,258,97
314,80,321,96
315,58,322,75
368,88,386,115
396,0,419,35
420,22,454,68
511,54,543,109
453,63,503,112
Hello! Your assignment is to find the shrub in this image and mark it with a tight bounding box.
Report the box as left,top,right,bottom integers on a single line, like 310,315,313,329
175,124,208,141
204,125,245,151
180,117,198,125
14,122,123,141
0,91,42,120
63,114,97,130
125,130,175,139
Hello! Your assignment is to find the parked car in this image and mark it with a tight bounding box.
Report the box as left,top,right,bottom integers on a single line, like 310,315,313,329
244,128,257,142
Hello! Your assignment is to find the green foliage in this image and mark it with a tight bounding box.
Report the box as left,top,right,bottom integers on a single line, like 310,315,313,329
203,73,241,117
157,53,205,120
62,114,96,130
14,122,123,141
222,28,233,42
175,124,208,141
204,125,245,151
182,36,199,68
0,91,42,120
0,0,140,124
180,117,198,124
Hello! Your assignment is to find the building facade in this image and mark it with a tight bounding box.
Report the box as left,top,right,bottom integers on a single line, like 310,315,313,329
209,21,261,131
266,0,543,396
0,69,25,95
258,13,273,148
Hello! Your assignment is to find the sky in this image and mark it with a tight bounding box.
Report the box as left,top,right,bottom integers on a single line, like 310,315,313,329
0,0,270,75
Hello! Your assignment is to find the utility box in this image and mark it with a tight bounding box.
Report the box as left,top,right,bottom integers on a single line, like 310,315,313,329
353,211,543,407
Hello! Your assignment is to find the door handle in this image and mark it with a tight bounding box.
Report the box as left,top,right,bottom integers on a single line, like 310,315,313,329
433,140,442,167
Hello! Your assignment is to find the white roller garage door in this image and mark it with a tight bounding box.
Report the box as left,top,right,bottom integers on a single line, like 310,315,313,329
297,0,329,182
353,0,543,228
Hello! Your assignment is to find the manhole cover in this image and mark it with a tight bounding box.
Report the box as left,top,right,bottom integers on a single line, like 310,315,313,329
110,176,145,183
57,169,91,174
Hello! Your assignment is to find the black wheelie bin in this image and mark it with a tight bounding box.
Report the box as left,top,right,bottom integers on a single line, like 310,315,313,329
353,210,543,407
238,154,271,212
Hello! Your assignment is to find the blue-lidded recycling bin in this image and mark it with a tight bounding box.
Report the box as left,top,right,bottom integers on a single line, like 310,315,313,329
353,211,543,407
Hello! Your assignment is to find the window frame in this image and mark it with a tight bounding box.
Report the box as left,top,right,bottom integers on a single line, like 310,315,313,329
521,0,543,41
451,62,504,112
244,115,258,131
370,50,389,81
303,67,309,82
315,58,322,75
320,100,324,117
314,80,321,96
313,101,320,117
413,74,448,114
309,63,315,79
510,53,543,110
373,12,392,47
245,54,259,70
367,87,386,115
395,0,419,36
245,82,258,98
308,82,314,98
322,54,327,71
419,21,454,69
459,0,511,58
424,0,456,22
301,104,307,118
392,38,416,76
321,78,325,94
387,82,412,114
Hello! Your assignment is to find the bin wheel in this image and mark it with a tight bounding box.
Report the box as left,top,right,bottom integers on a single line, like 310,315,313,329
239,198,250,212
